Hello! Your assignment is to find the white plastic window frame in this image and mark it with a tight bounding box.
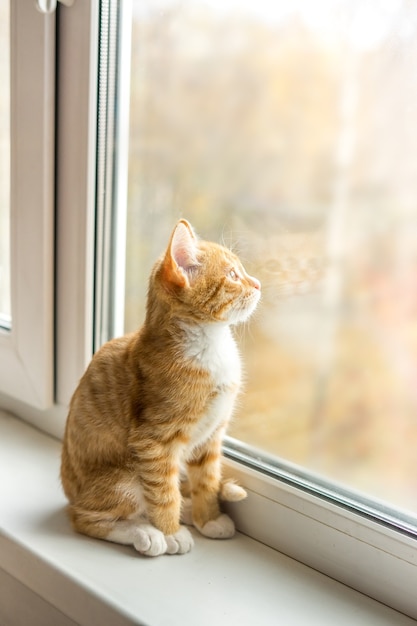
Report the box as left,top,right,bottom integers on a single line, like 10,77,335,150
0,2,55,409
0,0,97,438
0,0,416,620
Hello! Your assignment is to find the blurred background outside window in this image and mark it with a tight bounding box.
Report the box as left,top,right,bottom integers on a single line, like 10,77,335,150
122,0,417,517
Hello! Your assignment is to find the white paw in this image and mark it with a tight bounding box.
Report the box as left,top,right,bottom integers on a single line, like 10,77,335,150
165,525,194,555
133,524,167,557
220,480,247,502
199,514,235,539
180,498,193,525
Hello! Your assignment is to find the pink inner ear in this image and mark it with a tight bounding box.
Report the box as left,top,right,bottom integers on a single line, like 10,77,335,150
171,222,199,272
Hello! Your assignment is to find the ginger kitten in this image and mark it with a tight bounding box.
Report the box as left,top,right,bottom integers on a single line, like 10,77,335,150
61,219,261,556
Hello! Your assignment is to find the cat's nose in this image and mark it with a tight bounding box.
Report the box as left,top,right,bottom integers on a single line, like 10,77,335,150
250,276,261,290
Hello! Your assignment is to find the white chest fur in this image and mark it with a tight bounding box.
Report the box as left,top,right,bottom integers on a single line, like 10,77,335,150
181,322,241,387
181,323,242,450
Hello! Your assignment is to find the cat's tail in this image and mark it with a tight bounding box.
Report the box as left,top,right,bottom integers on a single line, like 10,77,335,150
219,479,247,502
180,478,247,528
180,476,247,502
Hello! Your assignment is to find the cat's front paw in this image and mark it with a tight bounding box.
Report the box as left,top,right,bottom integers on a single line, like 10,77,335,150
165,525,194,555
133,524,167,557
198,513,235,539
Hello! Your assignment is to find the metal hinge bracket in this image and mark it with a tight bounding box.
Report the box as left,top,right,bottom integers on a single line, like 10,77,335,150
36,0,75,14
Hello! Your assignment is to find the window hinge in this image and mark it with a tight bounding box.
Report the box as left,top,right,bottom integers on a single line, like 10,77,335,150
36,0,75,14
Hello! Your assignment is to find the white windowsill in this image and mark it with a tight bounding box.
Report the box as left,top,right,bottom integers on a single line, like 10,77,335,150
0,410,415,626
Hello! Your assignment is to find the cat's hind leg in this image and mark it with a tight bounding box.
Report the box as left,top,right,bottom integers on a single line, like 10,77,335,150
108,519,168,556
107,519,193,556
68,506,193,557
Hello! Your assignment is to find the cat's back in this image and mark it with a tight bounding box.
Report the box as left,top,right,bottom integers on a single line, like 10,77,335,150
64,332,139,442
61,332,142,499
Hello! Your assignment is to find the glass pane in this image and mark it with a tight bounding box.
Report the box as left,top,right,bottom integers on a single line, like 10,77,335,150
0,0,10,327
122,0,417,522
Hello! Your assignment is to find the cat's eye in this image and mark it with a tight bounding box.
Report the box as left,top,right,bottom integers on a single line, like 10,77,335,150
228,269,239,281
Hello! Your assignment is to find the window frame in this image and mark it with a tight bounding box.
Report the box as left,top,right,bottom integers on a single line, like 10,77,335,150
223,456,417,618
0,0,98,436
54,0,98,408
1,0,417,619
0,2,55,409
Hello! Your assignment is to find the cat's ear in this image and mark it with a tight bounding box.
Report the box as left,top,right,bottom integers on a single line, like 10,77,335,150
162,220,199,288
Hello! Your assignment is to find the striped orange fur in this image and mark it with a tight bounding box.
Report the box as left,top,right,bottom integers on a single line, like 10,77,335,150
60,220,260,556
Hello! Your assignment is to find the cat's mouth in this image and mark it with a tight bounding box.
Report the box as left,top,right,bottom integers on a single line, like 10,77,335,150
227,288,261,324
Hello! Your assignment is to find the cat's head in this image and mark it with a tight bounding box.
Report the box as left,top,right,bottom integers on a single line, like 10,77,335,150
152,220,261,325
